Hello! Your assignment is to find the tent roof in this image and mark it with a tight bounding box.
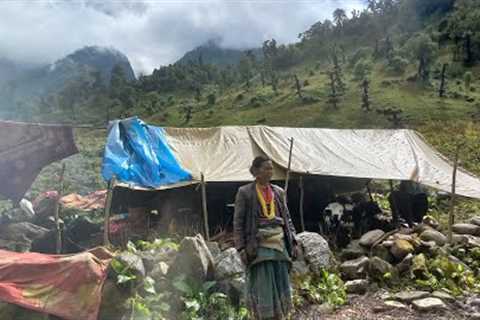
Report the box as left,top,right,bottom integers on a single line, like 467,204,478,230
102,118,480,199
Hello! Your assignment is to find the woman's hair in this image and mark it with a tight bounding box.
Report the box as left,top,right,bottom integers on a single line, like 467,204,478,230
249,155,271,176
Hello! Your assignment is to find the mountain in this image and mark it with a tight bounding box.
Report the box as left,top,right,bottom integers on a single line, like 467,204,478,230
0,46,136,118
176,39,262,66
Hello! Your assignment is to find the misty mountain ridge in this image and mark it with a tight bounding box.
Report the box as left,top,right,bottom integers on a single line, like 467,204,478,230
176,39,262,66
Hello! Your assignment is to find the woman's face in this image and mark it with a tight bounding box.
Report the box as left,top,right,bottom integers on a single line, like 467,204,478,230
256,160,273,182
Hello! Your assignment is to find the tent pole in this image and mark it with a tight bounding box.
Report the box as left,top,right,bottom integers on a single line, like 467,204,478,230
201,173,210,241
448,145,461,244
299,175,305,232
54,162,66,254
284,138,294,204
103,175,116,246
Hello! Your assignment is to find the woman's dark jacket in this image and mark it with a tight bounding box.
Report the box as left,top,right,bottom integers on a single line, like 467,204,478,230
233,182,297,264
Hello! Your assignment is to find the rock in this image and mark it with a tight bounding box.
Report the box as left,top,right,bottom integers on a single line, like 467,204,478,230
390,239,414,260
422,215,440,230
98,279,130,320
345,279,369,294
116,251,146,278
432,290,455,303
394,290,430,303
340,256,370,280
465,235,480,247
340,240,367,261
471,313,480,320
369,257,394,280
359,230,385,248
384,300,408,310
420,229,447,246
452,223,480,236
452,234,469,245
393,233,414,242
411,254,428,278
215,248,245,280
297,232,333,275
396,253,414,274
0,222,50,252
168,234,214,283
471,217,480,227
382,240,394,248
412,297,446,311
206,241,221,260
291,259,310,277
217,275,246,306
372,244,393,263
6,208,34,223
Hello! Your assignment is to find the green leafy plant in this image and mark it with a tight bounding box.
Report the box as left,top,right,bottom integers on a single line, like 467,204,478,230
292,270,346,308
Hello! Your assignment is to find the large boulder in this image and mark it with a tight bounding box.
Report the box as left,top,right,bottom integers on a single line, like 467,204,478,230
394,290,430,303
215,248,245,280
0,222,49,252
359,230,385,248
297,232,333,275
168,234,214,283
452,223,480,236
340,256,370,280
420,229,447,246
412,297,447,311
390,239,414,260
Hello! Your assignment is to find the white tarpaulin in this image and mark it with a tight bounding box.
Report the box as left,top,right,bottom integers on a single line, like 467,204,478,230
160,126,480,199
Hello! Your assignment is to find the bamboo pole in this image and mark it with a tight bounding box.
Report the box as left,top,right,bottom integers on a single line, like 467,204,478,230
103,175,116,246
200,173,210,241
448,145,461,244
299,175,305,232
283,138,294,205
54,163,66,254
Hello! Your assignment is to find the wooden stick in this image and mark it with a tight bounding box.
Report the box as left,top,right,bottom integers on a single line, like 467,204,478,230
448,145,461,244
103,175,116,246
283,138,294,204
201,173,210,241
299,175,305,232
54,163,66,254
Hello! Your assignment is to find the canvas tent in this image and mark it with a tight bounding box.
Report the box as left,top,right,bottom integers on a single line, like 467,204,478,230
101,117,480,237
103,117,480,198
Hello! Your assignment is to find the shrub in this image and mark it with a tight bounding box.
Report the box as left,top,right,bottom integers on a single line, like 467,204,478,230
349,47,374,67
388,55,409,74
465,71,473,91
353,59,373,80
207,93,216,106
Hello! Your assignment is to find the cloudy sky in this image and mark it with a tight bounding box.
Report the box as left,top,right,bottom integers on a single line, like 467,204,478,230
0,0,366,74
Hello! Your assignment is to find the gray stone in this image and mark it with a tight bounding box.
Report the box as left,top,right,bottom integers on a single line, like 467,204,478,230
168,234,215,283
420,229,447,246
116,251,146,278
396,253,414,274
206,241,221,260
384,300,408,309
359,230,385,248
452,223,480,236
471,217,480,227
382,240,394,248
412,297,447,311
369,257,394,279
394,290,430,303
471,313,480,320
297,232,333,275
345,279,369,294
215,247,245,280
217,275,246,306
340,240,367,261
340,256,369,280
291,259,310,277
432,290,455,303
372,244,393,263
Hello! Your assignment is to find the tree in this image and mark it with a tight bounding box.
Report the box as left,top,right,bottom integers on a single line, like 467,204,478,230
361,78,371,112
464,71,473,92
238,55,253,90
293,74,303,99
263,39,279,92
327,71,339,109
405,33,438,82
333,8,347,28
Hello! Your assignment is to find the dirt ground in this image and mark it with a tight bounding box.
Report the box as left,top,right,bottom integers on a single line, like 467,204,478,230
292,294,473,320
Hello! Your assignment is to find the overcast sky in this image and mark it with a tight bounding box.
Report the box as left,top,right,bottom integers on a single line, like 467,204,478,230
0,0,366,75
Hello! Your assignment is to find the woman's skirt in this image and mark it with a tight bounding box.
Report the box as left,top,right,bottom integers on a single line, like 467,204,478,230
247,248,292,320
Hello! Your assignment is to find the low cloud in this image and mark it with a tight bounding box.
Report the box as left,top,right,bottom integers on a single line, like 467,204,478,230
0,0,365,74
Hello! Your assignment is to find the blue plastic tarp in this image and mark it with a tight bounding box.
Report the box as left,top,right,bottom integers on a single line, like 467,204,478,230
101,117,192,188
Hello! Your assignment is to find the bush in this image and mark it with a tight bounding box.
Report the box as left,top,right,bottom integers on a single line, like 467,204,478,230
207,93,216,106
448,62,465,78
465,71,473,91
292,270,346,308
388,55,409,74
353,59,373,80
349,47,374,67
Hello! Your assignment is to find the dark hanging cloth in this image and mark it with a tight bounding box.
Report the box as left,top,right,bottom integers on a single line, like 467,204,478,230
0,121,78,202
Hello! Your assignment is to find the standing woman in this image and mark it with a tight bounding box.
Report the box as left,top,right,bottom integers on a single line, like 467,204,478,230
234,156,298,320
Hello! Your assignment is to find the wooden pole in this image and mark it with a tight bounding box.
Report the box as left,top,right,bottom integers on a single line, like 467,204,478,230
448,145,461,244
103,175,116,246
54,163,66,254
284,138,294,204
200,173,210,241
299,175,305,232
